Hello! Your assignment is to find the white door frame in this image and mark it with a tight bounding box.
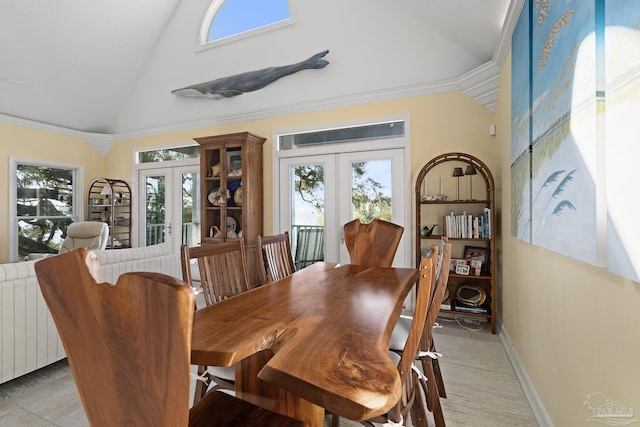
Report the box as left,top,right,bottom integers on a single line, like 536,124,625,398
337,148,407,266
135,159,199,252
272,114,412,267
278,154,338,263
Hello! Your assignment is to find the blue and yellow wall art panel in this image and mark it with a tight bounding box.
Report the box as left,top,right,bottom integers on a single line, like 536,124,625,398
512,0,639,281
530,0,597,264
511,0,532,242
605,0,640,282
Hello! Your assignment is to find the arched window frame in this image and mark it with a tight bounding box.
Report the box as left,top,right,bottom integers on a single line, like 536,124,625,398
198,0,294,49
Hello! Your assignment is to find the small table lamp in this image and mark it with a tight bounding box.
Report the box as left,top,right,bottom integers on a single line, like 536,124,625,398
465,164,477,200
100,185,112,204
452,167,464,200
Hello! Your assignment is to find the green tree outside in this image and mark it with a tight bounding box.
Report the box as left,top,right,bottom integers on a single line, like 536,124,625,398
294,161,392,223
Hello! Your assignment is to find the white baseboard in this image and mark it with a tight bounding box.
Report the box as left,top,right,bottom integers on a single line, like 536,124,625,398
499,324,554,427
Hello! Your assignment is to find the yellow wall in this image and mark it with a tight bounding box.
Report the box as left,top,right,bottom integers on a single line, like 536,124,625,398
496,50,640,426
1,93,497,261
1,92,495,264
109,92,497,237
0,122,104,262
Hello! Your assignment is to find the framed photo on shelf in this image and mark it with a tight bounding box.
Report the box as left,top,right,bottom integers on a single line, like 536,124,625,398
226,151,242,176
469,259,482,276
455,264,470,275
449,258,467,272
464,245,490,273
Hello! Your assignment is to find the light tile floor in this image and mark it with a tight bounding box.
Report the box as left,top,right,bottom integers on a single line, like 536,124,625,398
0,317,539,427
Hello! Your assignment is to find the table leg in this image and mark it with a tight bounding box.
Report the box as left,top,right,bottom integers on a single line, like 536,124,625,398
237,350,325,427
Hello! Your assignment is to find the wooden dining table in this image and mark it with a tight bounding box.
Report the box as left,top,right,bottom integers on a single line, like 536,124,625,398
190,261,419,427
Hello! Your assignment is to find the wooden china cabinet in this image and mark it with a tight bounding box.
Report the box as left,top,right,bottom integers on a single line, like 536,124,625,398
194,132,266,286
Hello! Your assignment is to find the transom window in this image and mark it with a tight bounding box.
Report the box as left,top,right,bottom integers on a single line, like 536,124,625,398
200,0,291,45
137,145,200,164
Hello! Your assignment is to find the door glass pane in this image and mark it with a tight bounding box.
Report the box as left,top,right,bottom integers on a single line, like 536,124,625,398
181,172,200,246
350,160,393,222
144,175,166,246
290,164,325,269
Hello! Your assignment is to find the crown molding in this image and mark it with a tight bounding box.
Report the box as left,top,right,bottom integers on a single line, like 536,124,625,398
114,78,460,140
84,134,117,156
0,113,115,156
456,0,521,112
457,61,501,112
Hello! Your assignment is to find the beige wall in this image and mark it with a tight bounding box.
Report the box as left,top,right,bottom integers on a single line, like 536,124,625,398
1,92,496,265
496,50,640,426
109,92,497,238
0,122,104,262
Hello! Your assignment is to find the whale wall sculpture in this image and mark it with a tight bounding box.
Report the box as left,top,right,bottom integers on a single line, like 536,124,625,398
171,50,330,99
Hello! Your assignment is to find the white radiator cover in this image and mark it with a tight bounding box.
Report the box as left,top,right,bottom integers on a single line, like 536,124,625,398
0,243,181,384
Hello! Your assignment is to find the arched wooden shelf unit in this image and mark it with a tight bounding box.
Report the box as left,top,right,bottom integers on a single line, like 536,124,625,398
415,152,496,333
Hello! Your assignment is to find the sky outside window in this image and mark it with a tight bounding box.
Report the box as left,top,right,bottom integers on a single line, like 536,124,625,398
208,0,290,42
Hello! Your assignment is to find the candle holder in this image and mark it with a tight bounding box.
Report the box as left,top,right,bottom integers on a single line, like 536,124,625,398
452,167,464,200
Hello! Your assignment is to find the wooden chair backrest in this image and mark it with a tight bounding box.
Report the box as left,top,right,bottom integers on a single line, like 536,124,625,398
343,219,404,268
388,250,436,422
34,249,195,427
181,239,251,305
423,240,452,347
257,232,296,284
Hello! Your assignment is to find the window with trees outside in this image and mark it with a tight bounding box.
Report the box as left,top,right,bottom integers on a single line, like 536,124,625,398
14,162,80,261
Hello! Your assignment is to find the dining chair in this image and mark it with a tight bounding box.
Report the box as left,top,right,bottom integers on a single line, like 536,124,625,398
181,239,251,305
180,239,252,404
343,219,404,268
330,218,405,427
388,238,452,427
331,251,437,427
360,251,437,427
257,231,296,284
34,248,307,427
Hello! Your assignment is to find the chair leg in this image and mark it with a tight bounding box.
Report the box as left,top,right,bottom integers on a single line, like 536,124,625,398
421,357,446,427
409,370,429,427
331,413,340,427
430,340,447,398
193,365,211,405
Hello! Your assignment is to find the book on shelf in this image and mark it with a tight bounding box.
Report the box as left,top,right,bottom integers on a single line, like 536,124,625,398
452,300,489,314
442,208,491,239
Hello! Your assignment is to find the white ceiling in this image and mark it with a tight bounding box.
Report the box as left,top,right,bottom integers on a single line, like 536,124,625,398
0,0,516,137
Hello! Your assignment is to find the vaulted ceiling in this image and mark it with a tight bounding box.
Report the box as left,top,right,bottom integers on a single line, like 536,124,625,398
0,0,517,138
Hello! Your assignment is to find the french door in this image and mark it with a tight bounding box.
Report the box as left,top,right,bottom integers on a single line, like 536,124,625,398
138,164,200,252
278,148,408,267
